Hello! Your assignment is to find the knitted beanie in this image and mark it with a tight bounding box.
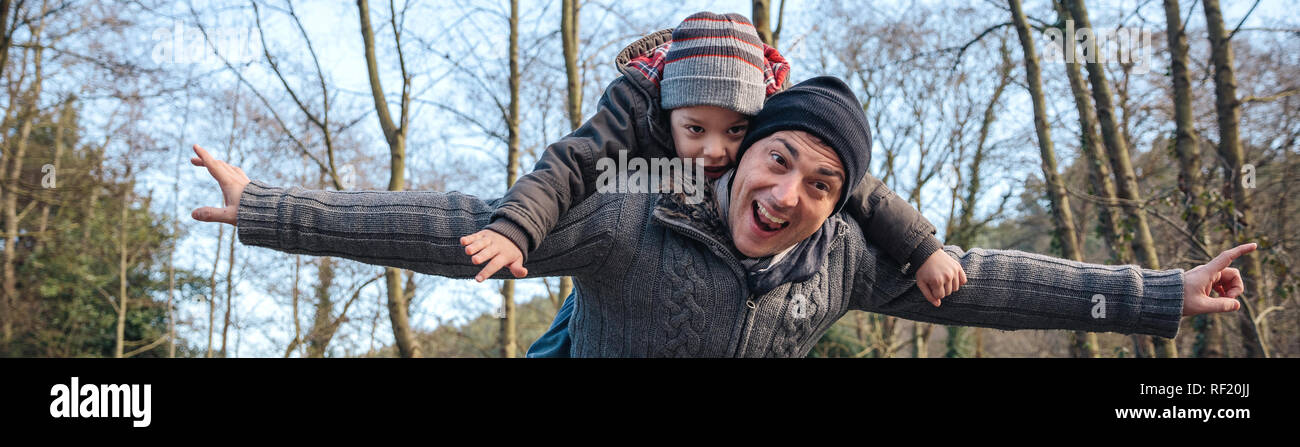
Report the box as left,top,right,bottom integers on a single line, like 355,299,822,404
661,12,767,116
736,76,873,215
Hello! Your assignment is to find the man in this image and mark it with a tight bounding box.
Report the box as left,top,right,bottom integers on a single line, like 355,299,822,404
191,76,1250,357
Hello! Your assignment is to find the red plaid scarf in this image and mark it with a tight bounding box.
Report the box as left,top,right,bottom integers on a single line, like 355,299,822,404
626,40,791,98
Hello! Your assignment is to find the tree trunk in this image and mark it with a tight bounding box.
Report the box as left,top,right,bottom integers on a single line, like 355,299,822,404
220,223,236,357
2,28,43,346
1162,0,1223,358
0,0,12,80
913,323,926,358
1065,0,1175,358
1202,0,1267,358
499,0,521,358
307,257,334,358
207,226,222,358
1011,0,1096,358
284,255,301,358
1054,1,1127,267
357,0,420,358
751,0,783,49
558,0,580,305
114,188,129,358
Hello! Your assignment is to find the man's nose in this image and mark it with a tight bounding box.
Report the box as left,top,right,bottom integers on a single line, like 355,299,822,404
771,175,799,209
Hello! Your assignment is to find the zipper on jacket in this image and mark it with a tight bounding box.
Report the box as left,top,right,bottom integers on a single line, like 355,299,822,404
652,212,753,356
738,292,766,357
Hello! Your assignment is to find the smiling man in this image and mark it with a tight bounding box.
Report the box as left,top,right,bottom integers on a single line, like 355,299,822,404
193,76,1250,357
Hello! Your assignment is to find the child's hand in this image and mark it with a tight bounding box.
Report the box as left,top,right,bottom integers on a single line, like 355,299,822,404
460,229,529,282
916,249,967,307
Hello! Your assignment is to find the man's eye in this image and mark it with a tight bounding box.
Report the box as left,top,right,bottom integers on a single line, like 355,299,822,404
769,152,786,166
687,125,705,134
814,182,830,192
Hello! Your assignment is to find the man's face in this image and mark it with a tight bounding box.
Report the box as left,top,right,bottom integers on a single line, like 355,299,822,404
728,130,845,258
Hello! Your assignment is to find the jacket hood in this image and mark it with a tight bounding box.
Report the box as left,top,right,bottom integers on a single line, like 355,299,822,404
615,29,675,98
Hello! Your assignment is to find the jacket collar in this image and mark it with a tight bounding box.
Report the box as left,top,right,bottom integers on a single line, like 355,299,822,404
614,29,674,96
651,166,736,259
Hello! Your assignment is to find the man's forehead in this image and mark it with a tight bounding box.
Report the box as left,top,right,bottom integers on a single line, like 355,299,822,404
760,131,845,178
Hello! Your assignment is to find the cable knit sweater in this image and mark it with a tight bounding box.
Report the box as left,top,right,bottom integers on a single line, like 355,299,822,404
236,179,1186,357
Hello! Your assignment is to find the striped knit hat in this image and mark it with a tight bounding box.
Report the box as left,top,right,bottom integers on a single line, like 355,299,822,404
661,12,767,116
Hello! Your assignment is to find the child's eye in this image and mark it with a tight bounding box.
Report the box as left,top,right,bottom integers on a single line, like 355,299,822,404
686,125,705,134
727,126,747,135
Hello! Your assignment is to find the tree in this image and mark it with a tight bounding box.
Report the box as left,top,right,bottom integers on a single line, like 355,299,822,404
1202,0,1267,358
357,0,421,358
556,0,579,309
751,0,785,49
1064,0,1176,358
1161,0,1225,357
499,0,521,358
1009,0,1096,358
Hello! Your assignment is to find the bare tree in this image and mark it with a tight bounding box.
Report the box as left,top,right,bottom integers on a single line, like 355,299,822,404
1159,0,1225,358
751,0,785,48
499,0,521,358
556,0,580,309
1010,0,1096,358
1064,0,1175,358
357,0,420,358
1202,0,1267,358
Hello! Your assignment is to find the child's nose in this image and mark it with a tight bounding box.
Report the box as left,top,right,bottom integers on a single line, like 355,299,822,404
702,138,727,160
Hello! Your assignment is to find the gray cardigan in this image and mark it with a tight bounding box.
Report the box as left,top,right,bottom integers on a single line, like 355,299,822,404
236,179,1185,357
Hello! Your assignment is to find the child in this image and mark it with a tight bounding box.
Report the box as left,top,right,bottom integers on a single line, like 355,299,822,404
455,12,967,357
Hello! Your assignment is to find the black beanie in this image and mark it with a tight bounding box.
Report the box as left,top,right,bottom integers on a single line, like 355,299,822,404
736,76,872,215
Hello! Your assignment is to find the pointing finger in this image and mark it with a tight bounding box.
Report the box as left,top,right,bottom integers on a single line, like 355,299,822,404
1207,243,1257,272
193,145,229,181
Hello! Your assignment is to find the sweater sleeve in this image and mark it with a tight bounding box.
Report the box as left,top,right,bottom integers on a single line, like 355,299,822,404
851,245,1185,339
485,75,652,258
236,180,618,280
845,173,943,273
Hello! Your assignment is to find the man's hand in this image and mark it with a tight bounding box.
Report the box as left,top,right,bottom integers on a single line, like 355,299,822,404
189,144,250,226
916,249,967,307
460,229,529,282
1183,243,1256,316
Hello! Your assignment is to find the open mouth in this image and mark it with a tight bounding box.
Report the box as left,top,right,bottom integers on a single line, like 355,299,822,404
751,200,790,233
703,165,728,180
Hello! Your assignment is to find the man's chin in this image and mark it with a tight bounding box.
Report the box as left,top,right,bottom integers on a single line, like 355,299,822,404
733,235,785,259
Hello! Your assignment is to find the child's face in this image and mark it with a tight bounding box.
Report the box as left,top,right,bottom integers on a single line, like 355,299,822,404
668,106,749,180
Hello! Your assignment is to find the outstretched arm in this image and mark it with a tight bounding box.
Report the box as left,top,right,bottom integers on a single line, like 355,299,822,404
852,243,1254,339
189,144,615,280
